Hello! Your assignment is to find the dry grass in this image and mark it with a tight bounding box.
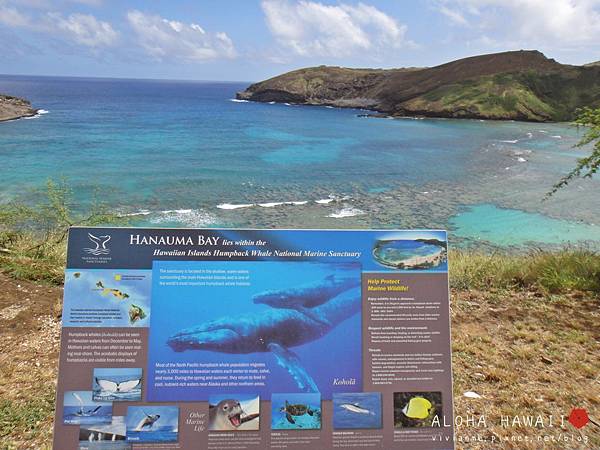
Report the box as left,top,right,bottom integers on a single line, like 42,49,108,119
451,289,600,449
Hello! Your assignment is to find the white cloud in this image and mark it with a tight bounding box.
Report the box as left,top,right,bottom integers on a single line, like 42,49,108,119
126,10,236,62
46,12,118,47
436,0,600,45
0,2,117,48
261,0,408,57
0,5,32,27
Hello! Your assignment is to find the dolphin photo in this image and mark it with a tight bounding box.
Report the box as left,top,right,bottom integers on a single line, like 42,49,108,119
208,394,260,431
62,269,151,327
92,368,142,402
147,260,362,401
62,391,112,426
271,393,322,430
333,392,382,429
125,406,179,443
393,391,443,428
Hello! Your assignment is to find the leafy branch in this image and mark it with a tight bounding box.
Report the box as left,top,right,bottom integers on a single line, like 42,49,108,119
547,107,600,197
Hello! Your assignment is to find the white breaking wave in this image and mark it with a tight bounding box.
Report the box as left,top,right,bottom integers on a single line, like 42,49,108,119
551,135,562,139
229,99,248,103
217,203,254,210
258,201,308,208
122,209,151,217
150,209,217,227
517,157,527,162
328,207,365,218
315,197,335,204
500,139,519,144
22,109,49,120
258,202,285,208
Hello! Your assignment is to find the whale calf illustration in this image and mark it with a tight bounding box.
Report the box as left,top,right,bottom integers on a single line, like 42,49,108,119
167,287,361,392
252,274,360,325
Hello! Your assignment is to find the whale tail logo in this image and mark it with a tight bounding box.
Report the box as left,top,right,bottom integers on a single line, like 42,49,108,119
84,233,111,256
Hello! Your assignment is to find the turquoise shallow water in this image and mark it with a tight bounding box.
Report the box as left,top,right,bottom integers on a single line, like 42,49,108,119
0,75,598,248
450,204,600,247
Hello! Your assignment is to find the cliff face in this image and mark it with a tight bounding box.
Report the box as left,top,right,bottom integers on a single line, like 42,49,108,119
237,51,600,122
0,95,38,122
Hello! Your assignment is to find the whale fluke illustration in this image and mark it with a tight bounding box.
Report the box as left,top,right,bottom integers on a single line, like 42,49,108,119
252,273,360,326
168,287,361,392
85,233,111,255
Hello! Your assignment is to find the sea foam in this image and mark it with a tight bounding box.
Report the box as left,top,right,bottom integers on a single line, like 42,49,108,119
328,207,365,218
217,203,254,210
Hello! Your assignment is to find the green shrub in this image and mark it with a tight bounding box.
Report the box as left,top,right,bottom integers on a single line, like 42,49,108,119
450,249,600,294
0,178,126,284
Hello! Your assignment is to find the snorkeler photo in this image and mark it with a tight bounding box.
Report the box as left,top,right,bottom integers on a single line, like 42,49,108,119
147,260,362,401
208,394,260,431
393,392,443,428
125,406,179,443
92,368,142,402
271,393,322,430
333,392,382,429
78,415,127,446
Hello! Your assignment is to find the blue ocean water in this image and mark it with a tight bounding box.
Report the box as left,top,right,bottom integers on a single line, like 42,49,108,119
125,428,178,443
333,393,382,429
147,261,362,401
1,75,598,247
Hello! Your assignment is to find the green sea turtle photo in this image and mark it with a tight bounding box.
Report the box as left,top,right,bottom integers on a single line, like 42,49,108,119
280,400,314,424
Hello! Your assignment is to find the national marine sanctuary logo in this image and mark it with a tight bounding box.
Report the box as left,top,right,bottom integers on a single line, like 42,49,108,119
84,233,112,256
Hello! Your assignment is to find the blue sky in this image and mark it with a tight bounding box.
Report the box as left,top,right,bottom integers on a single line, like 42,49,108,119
1,0,599,81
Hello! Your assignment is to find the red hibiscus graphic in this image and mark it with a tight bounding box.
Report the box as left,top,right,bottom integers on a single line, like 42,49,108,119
568,409,589,429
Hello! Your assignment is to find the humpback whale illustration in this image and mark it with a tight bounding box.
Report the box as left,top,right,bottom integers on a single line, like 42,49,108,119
168,287,361,392
72,392,103,417
134,412,160,431
85,233,111,255
252,274,360,325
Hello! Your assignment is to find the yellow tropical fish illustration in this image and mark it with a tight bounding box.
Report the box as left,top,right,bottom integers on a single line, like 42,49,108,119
402,397,433,420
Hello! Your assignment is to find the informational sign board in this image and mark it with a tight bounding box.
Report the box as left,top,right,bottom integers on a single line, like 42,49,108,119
54,227,454,450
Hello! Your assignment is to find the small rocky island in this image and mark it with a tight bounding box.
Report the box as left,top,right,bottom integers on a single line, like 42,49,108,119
237,50,600,122
0,94,38,122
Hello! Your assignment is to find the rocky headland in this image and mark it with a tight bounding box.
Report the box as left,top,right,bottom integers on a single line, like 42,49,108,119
0,94,38,122
237,50,600,122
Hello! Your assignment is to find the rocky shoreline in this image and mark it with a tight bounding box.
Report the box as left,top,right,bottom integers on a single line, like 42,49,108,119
237,50,600,122
0,94,38,122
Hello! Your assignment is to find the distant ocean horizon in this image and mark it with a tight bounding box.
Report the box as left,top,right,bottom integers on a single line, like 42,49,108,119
1,74,599,249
